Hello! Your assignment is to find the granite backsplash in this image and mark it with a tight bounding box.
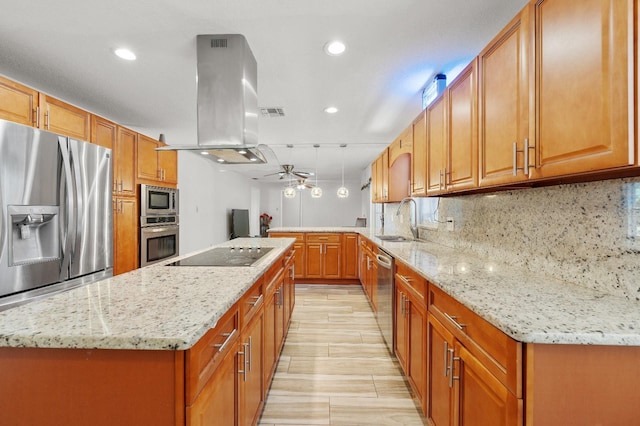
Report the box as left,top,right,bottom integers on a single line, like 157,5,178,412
380,177,640,300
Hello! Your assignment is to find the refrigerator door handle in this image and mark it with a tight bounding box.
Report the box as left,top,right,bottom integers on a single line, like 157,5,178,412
59,137,74,276
68,140,83,259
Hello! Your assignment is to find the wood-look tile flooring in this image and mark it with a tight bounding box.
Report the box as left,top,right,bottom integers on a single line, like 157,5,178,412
259,284,426,426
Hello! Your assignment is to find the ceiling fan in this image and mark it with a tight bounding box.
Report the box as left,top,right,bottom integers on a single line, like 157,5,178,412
265,164,314,180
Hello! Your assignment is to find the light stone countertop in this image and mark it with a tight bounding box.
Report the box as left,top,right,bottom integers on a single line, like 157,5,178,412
0,238,295,350
272,227,640,346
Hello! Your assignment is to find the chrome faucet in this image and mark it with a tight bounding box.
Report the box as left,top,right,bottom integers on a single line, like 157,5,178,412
397,197,418,240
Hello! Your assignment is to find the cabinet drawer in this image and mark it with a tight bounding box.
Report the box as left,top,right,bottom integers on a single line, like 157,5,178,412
306,233,341,243
395,261,427,304
241,279,264,326
270,232,305,243
429,285,521,396
186,306,239,404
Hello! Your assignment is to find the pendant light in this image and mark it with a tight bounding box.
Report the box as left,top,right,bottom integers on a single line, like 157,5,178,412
337,144,349,198
311,144,323,198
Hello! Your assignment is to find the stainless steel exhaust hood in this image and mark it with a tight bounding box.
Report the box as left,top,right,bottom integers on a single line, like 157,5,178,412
158,34,266,164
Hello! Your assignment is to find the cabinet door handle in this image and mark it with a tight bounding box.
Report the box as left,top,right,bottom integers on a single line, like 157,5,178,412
525,138,535,176
213,328,237,353
238,343,248,382
35,107,40,127
444,312,466,330
448,348,461,388
443,341,450,377
248,336,253,372
45,108,50,129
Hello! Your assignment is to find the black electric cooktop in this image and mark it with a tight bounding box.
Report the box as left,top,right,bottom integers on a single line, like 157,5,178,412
166,246,273,267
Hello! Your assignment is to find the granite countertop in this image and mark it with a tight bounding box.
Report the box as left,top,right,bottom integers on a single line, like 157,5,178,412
0,238,295,351
271,227,640,345
356,229,640,346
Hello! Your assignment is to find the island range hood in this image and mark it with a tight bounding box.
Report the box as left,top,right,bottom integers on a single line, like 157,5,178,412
158,34,266,164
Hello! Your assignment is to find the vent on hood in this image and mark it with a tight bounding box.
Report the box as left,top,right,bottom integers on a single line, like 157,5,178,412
157,34,266,164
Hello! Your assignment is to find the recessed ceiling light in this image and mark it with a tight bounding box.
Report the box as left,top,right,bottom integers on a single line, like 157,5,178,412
237,149,247,154
324,106,339,114
114,48,136,61
217,158,225,163
324,41,346,56
200,151,209,156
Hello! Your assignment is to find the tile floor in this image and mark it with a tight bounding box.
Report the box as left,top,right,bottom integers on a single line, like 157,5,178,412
258,284,426,426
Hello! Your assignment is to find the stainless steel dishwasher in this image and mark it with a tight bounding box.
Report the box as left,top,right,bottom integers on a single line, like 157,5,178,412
376,247,395,354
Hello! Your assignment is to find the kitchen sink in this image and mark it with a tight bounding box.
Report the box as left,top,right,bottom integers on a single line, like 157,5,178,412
375,235,409,242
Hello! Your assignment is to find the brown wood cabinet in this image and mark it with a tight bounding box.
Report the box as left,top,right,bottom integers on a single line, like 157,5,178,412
113,197,138,276
426,94,447,195
411,110,427,197
529,0,635,179
269,232,305,279
388,126,412,202
394,262,427,413
305,233,341,279
238,305,264,426
137,134,178,187
427,284,522,425
446,60,478,192
371,149,390,203
91,115,116,150
478,8,531,188
359,237,378,312
0,75,38,126
38,95,91,141
114,126,137,197
341,233,359,279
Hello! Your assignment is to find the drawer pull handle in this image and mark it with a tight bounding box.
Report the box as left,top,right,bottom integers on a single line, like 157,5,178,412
213,328,237,353
444,313,466,330
443,341,449,377
249,294,263,307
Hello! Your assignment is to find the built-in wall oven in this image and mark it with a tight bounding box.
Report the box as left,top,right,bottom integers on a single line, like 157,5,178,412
140,185,179,267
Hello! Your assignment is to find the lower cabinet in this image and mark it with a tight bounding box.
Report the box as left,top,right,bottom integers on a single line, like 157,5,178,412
187,346,237,426
186,250,293,426
306,233,341,279
394,263,427,413
427,284,522,426
238,309,264,426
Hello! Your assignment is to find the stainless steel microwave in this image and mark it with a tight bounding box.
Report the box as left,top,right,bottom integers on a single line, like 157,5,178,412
140,184,178,216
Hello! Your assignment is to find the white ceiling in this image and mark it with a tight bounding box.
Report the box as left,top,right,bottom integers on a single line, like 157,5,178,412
0,0,528,182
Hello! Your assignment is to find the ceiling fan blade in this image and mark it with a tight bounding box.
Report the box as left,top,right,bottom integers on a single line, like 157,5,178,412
293,171,311,179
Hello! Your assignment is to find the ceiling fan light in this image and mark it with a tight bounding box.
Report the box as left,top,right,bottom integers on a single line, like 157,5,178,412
337,186,349,198
311,187,323,198
284,187,296,198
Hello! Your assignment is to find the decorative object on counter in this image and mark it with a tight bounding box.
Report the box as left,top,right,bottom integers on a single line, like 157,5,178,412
311,144,323,198
260,212,273,237
337,144,349,198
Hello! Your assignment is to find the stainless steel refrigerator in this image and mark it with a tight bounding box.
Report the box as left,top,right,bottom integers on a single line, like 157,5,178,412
0,119,113,309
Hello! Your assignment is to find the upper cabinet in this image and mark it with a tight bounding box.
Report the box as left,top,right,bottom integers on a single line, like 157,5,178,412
411,111,427,197
478,7,531,188
137,134,178,187
0,76,38,126
388,125,412,202
446,60,478,192
372,149,389,203
426,95,447,196
529,0,635,179
38,95,91,141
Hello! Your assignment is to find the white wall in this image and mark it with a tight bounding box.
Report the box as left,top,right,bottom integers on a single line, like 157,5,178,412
260,179,365,228
178,152,262,254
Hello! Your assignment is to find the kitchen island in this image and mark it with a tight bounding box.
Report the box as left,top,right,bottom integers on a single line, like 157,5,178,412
0,237,295,426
